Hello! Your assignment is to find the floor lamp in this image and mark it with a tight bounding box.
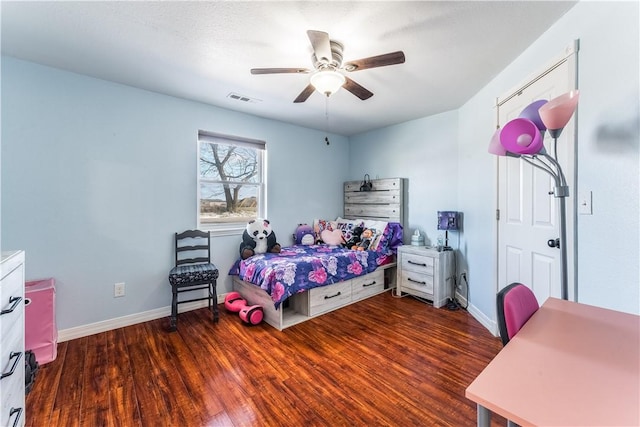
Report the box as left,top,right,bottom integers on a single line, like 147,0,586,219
488,90,579,300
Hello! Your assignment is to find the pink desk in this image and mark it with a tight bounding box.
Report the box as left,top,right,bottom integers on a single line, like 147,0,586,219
466,298,640,426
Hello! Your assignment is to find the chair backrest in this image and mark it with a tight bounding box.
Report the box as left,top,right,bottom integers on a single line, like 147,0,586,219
496,282,539,346
175,230,211,267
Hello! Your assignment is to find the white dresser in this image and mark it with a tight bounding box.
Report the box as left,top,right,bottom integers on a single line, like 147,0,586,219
396,246,454,308
1,251,26,427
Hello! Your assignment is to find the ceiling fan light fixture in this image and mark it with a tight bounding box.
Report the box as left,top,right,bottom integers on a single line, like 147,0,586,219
310,70,346,97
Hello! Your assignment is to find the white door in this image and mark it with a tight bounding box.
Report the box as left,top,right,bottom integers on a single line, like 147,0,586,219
496,45,577,303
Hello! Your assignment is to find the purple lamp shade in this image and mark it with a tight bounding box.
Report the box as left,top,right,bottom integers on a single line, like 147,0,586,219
519,99,548,131
500,118,544,155
488,127,507,156
539,90,580,131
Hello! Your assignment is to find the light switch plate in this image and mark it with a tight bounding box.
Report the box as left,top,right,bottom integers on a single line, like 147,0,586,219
578,191,592,215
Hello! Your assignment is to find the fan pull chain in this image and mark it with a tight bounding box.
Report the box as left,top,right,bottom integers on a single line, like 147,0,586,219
325,96,330,145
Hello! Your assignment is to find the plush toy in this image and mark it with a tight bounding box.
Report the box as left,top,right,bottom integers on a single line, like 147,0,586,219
294,224,315,245
239,218,281,260
320,229,345,246
344,226,364,249
354,228,374,251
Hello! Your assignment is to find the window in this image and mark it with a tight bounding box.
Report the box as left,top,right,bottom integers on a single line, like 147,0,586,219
198,131,265,234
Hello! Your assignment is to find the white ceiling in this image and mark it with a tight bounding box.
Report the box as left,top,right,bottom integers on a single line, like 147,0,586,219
0,1,577,136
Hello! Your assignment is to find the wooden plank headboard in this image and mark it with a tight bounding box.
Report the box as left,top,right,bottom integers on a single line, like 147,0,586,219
343,178,405,228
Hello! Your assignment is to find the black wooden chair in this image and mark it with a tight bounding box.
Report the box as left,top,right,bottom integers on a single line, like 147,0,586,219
168,230,218,331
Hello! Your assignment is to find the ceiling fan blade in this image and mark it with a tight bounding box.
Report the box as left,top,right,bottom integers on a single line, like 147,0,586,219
343,51,405,72
251,68,310,75
293,84,315,103
343,77,373,100
307,30,332,64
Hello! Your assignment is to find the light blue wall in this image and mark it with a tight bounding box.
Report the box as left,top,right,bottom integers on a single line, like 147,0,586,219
2,0,638,334
1,57,349,330
567,1,639,312
349,111,459,245
458,0,639,320
353,0,639,326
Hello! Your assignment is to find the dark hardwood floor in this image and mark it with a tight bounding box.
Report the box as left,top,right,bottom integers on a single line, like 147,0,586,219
26,291,506,426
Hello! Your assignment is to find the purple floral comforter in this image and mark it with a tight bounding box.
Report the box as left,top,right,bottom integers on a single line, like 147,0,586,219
229,245,393,309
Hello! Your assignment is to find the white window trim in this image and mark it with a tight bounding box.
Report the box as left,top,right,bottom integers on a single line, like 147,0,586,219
197,131,266,236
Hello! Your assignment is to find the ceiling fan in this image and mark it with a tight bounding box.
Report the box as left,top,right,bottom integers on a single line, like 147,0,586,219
251,30,405,103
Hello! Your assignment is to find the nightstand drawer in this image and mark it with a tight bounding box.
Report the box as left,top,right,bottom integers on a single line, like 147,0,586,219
309,281,352,316
400,271,434,294
401,253,434,276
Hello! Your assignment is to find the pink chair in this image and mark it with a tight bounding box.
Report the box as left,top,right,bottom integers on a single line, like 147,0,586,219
496,283,539,346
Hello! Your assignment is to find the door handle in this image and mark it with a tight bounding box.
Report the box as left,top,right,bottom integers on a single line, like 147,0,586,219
547,238,560,249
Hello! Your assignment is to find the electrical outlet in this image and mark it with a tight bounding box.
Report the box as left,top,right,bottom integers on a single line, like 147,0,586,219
114,282,125,297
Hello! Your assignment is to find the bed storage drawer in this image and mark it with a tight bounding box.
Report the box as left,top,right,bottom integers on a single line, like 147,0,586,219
352,270,384,301
309,281,352,316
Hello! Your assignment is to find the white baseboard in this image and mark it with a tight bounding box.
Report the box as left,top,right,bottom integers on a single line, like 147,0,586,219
468,302,499,337
455,291,498,337
58,293,229,342
59,290,499,342
454,290,468,310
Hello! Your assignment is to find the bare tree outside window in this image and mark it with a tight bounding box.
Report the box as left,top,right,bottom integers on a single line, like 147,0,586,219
198,134,264,230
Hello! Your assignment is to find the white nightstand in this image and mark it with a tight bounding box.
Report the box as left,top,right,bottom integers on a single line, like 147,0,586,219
396,245,454,308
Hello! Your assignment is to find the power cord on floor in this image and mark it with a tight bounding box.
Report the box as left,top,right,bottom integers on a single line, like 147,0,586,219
446,297,460,311
446,268,471,311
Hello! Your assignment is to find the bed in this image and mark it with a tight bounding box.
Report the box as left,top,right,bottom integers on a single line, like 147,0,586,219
230,177,405,330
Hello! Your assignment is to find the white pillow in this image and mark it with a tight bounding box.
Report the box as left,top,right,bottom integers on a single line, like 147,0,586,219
334,217,365,243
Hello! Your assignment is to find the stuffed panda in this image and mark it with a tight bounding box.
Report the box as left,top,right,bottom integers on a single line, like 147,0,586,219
239,218,281,260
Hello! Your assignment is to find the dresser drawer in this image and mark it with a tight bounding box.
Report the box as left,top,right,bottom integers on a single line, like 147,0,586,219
1,318,24,356
1,358,25,427
400,270,434,295
1,360,24,396
0,301,23,341
0,251,25,427
401,253,434,276
1,299,24,350
309,281,352,316
0,331,25,427
352,270,384,301
1,266,24,331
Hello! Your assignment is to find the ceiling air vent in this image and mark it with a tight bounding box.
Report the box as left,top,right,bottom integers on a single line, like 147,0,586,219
227,93,261,103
